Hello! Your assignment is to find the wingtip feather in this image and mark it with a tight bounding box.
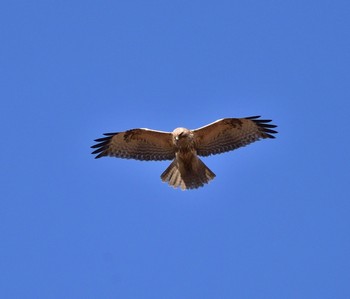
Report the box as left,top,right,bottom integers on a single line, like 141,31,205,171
103,132,118,136
91,134,114,157
245,115,261,120
94,152,106,159
247,116,278,139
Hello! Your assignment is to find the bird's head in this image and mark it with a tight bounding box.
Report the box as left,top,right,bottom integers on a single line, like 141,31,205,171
172,128,193,146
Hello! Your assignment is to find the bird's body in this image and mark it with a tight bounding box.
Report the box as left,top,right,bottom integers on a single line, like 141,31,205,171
91,116,277,190
160,127,215,189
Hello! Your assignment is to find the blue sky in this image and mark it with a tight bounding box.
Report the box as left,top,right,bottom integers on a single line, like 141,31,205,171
1,0,350,298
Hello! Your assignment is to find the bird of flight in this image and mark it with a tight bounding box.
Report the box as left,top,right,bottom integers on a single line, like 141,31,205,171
91,116,278,190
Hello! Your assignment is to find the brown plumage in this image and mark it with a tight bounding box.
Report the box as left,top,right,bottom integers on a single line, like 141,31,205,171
91,116,277,190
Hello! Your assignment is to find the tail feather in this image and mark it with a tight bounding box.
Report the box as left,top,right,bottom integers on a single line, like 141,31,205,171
161,158,216,190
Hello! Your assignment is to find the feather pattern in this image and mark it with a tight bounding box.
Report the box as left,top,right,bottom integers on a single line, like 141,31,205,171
193,116,278,157
91,129,175,161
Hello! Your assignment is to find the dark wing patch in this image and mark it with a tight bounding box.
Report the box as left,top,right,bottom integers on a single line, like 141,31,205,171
193,116,277,157
91,129,175,161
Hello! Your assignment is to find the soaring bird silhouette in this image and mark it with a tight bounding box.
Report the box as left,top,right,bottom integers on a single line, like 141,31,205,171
91,116,277,190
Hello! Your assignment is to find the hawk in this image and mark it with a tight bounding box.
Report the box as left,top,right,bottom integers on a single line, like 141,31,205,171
91,116,277,190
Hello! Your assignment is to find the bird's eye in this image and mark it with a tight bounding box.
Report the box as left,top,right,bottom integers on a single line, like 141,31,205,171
175,131,185,141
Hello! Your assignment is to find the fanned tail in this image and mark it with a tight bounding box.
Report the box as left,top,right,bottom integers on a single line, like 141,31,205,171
161,158,216,190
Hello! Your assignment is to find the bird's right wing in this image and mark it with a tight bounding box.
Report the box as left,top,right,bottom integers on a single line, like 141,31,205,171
91,128,175,161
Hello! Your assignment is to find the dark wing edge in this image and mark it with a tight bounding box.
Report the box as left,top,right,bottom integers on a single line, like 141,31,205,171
91,132,119,159
244,115,278,139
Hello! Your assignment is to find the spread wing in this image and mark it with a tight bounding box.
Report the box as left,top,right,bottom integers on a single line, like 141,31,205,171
91,128,175,161
193,116,278,157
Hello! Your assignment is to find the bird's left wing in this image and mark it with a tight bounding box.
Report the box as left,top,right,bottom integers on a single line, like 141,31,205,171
193,116,278,157
91,128,175,161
